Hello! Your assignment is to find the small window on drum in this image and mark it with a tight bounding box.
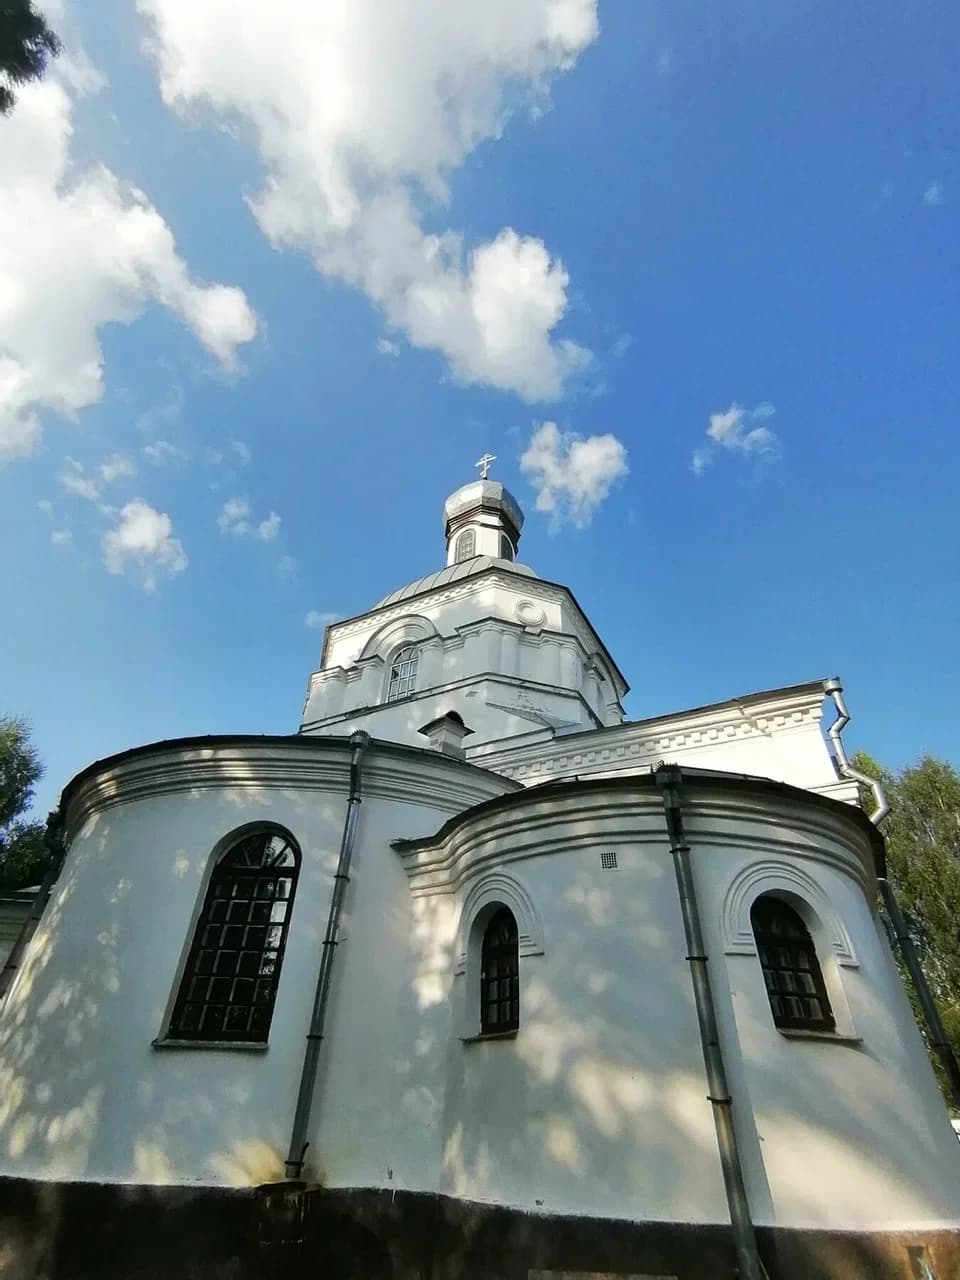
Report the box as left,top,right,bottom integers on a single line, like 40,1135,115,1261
454,529,476,563
499,533,514,562
480,907,519,1034
386,644,418,700
751,895,835,1033
169,828,300,1044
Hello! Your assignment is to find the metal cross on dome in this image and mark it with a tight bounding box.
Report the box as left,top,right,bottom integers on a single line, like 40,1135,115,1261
475,453,496,480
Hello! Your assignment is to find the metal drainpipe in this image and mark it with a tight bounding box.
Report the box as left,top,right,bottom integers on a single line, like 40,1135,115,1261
0,810,65,1005
823,679,960,1108
284,729,370,1181
655,766,769,1280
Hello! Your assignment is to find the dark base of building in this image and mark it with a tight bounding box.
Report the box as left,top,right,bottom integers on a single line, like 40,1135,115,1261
0,1177,956,1280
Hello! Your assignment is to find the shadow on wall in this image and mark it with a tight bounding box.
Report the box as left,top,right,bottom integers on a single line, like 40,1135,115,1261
0,753,957,1278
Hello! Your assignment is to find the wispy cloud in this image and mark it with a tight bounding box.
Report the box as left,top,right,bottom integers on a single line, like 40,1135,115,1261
305,610,340,629
520,421,628,529
143,439,187,466
218,496,281,541
50,529,73,549
923,181,944,208
376,337,400,358
692,401,780,476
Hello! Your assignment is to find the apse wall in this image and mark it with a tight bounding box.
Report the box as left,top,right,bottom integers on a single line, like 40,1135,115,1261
0,736,512,1189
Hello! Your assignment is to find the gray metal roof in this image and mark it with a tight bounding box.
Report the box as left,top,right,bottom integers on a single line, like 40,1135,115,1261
374,557,537,608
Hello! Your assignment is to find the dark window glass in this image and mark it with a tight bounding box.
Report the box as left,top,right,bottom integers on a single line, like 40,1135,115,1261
499,533,514,562
480,907,519,1034
455,529,476,563
387,644,418,700
751,896,834,1032
169,830,299,1043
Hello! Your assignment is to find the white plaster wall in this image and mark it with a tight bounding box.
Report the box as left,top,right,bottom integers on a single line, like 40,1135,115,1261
377,777,960,1231
682,780,960,1231
302,571,626,747
0,739,512,1189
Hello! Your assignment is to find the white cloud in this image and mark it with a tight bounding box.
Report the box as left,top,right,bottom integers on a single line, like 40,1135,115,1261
37,499,54,517
50,528,73,549
218,496,280,541
305,610,340,629
0,68,257,461
231,439,251,465
692,401,780,475
59,457,101,502
143,439,187,465
376,337,400,358
102,499,187,588
520,420,628,528
99,453,136,483
923,182,944,207
139,0,597,401
60,453,137,503
256,511,280,541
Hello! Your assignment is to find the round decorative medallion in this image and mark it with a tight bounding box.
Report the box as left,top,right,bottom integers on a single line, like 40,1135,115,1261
515,600,546,628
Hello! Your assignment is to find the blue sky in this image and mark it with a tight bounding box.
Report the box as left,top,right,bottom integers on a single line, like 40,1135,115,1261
2,0,957,818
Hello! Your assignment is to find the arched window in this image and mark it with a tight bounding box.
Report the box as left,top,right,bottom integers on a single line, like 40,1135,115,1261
169,828,300,1043
751,895,834,1032
480,907,519,1034
386,644,418,700
499,533,514,562
454,529,476,563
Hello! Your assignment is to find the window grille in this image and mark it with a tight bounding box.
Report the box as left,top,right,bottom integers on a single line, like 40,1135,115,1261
455,529,476,563
751,896,835,1032
480,907,519,1034
169,829,299,1043
600,850,618,870
387,644,418,700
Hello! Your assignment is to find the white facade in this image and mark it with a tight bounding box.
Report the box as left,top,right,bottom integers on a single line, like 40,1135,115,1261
1,475,958,1247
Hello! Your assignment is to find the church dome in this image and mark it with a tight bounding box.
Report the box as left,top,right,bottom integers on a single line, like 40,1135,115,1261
443,479,524,539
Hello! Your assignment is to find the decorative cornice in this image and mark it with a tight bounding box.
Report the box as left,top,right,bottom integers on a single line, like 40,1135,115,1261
394,773,877,901
60,736,518,841
472,683,828,781
318,568,628,696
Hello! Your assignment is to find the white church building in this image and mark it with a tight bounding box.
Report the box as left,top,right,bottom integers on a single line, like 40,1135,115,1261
0,469,958,1280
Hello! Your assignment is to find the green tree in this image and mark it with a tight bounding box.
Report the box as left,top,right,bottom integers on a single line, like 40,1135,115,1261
0,0,60,115
854,750,960,1102
0,716,53,890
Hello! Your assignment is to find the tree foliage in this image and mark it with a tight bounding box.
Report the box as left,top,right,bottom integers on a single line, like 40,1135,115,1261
854,750,960,1101
0,716,53,890
0,0,61,115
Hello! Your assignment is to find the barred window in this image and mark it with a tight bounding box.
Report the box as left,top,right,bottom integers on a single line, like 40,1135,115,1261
169,829,299,1043
480,907,519,1034
387,644,418,701
751,896,834,1033
455,529,476,563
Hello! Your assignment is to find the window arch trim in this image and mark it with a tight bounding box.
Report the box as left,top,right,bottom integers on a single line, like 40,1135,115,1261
720,860,858,968
160,823,301,1046
454,871,543,974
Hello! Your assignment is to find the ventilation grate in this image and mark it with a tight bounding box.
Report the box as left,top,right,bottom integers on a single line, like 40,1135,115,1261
600,850,618,870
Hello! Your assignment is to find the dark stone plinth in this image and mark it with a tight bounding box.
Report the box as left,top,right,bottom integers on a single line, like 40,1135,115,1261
0,1177,956,1280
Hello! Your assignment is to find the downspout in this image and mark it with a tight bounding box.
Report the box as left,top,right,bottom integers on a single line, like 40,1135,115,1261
0,808,66,1005
284,729,370,1180
655,766,768,1280
823,679,960,1108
